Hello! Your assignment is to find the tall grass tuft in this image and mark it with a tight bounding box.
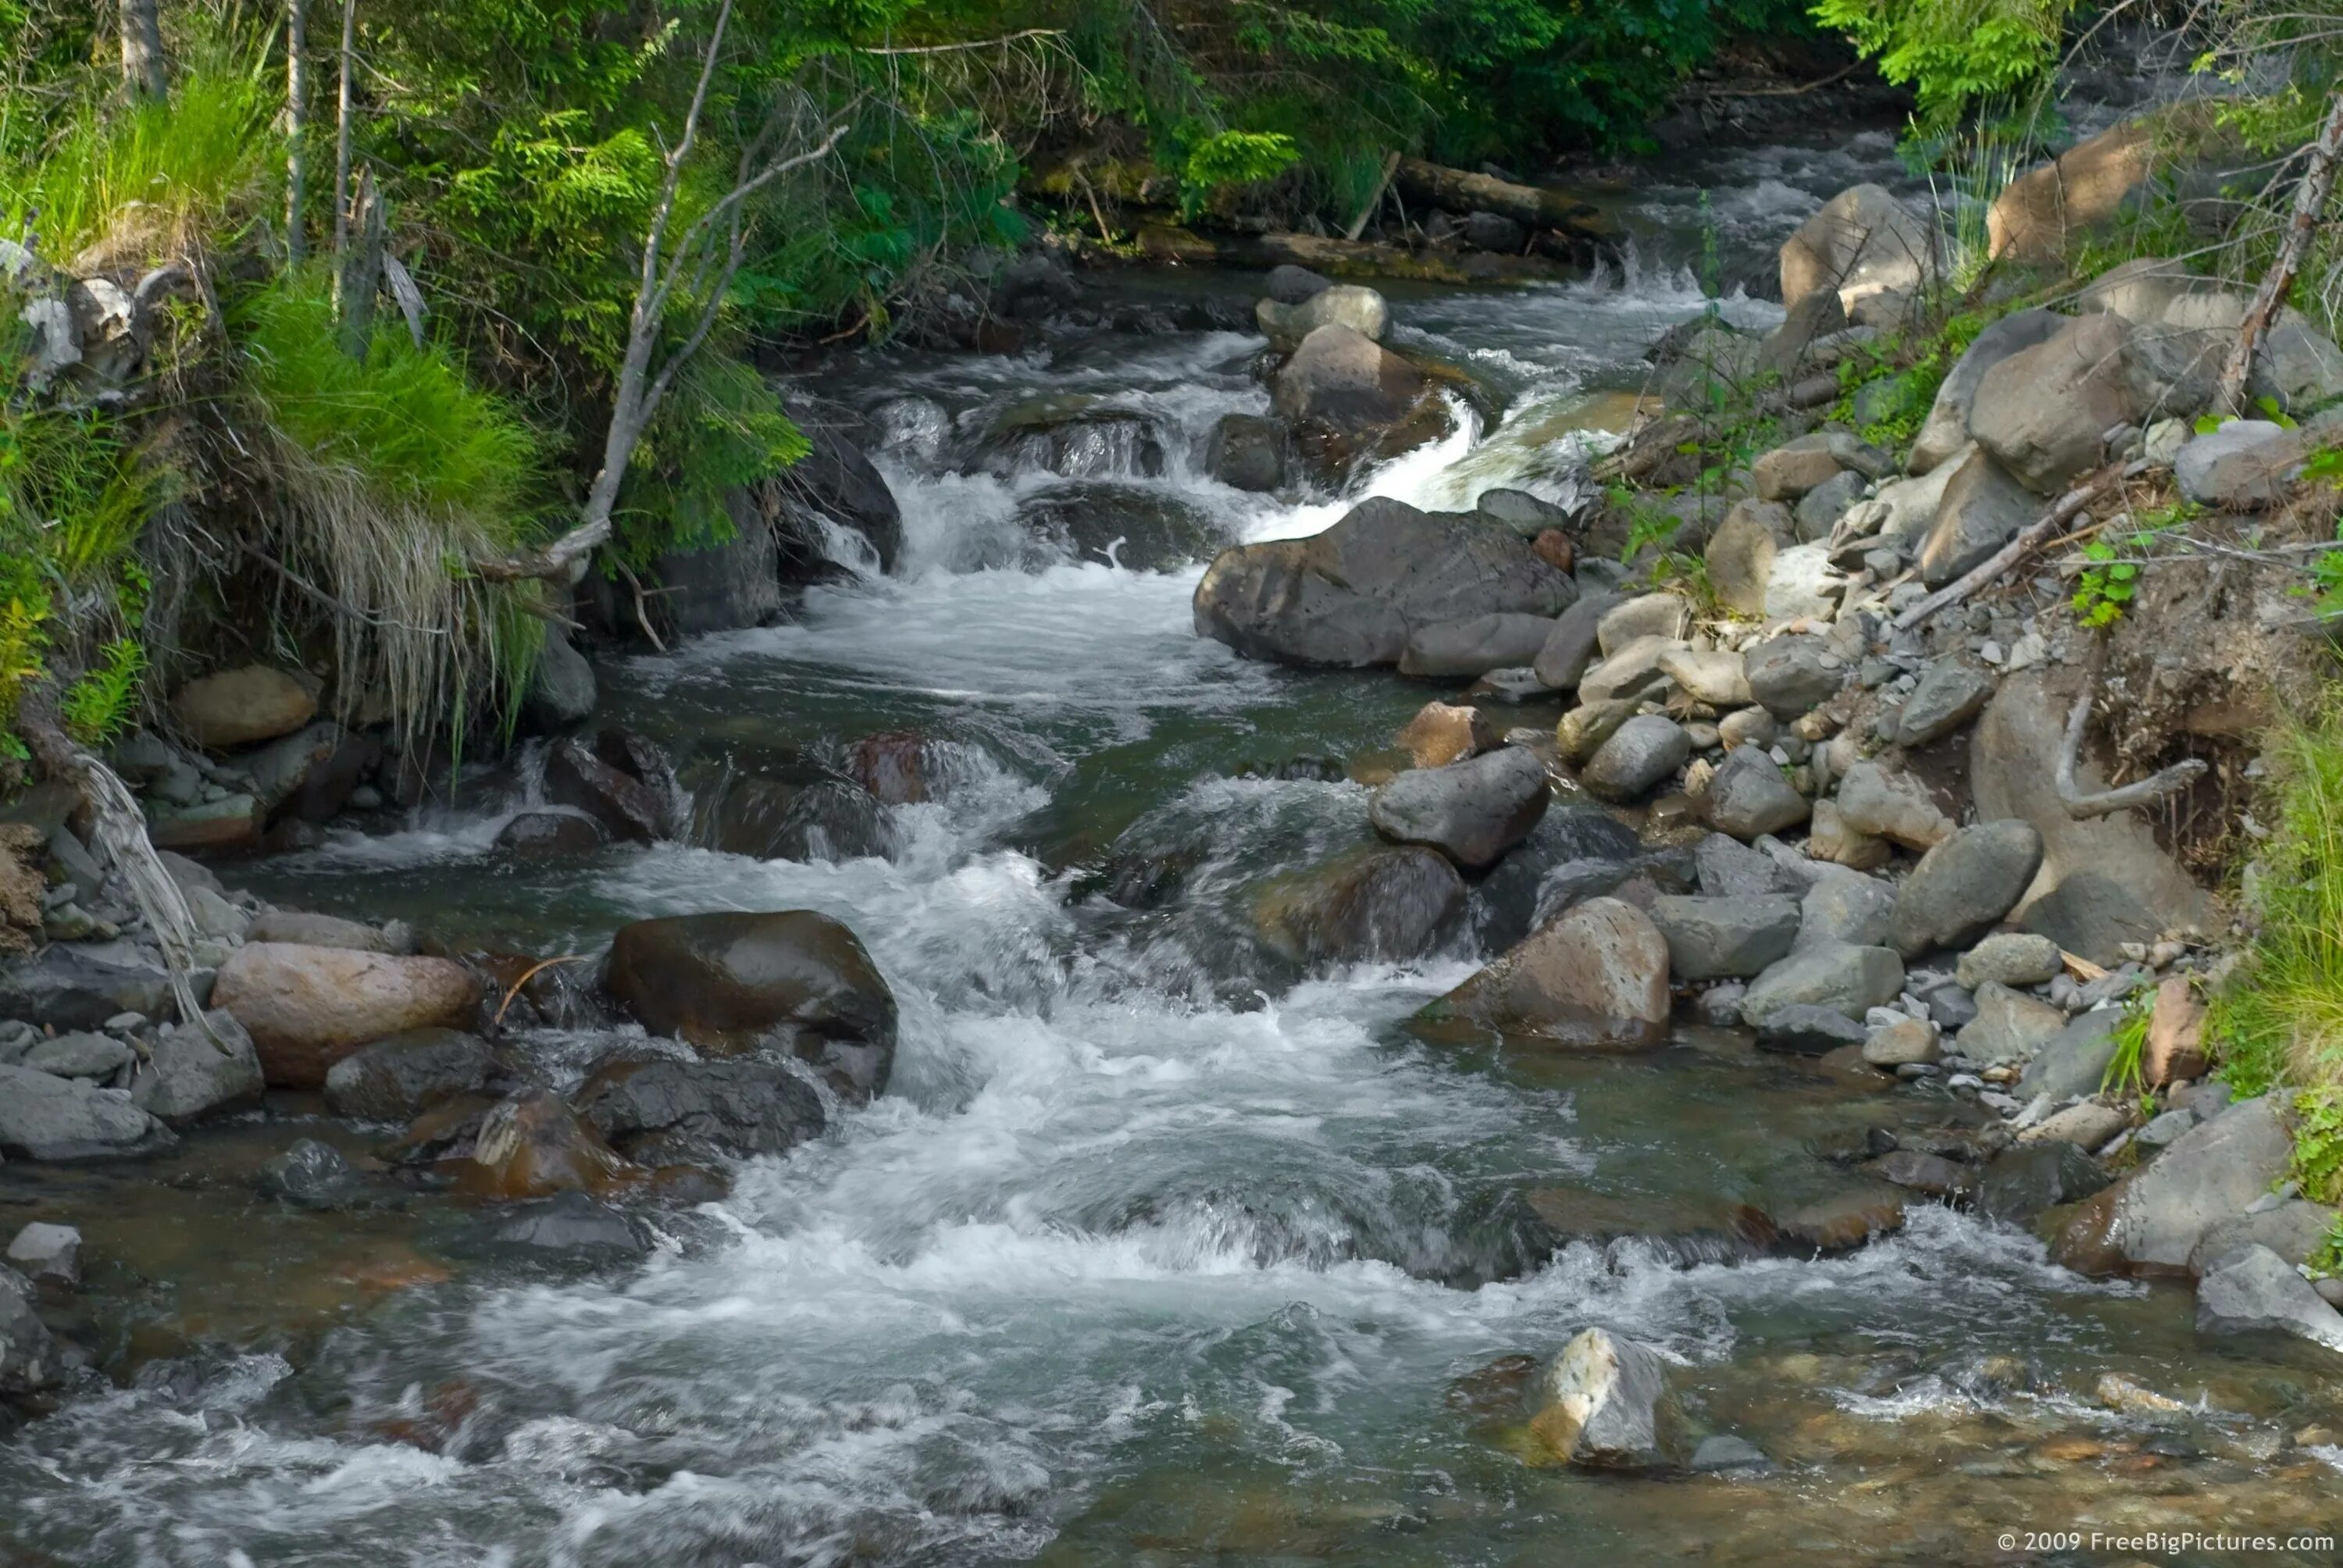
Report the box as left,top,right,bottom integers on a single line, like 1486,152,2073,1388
230,273,547,748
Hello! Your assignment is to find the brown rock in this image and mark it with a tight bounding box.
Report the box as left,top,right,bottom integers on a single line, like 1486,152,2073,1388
171,665,317,750
543,737,666,843
1531,528,1574,573
211,943,480,1086
2144,975,2207,1086
1988,109,2237,263
0,824,42,954
1395,700,1496,769
1414,896,1671,1049
457,1090,640,1200
844,731,941,805
2042,1180,2129,1276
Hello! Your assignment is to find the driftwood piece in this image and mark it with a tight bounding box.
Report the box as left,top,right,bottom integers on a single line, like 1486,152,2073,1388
1391,156,1610,239
1892,468,2126,632
2054,683,2207,819
2220,86,2343,412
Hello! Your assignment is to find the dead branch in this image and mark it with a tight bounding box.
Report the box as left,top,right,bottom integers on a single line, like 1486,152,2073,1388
2055,682,2208,819
330,0,356,269
286,0,310,266
859,29,1061,55
1344,151,1400,243
1892,467,2129,631
2220,85,2343,411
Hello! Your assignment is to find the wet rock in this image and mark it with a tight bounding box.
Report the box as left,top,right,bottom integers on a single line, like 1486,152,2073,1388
1395,701,1496,769
974,406,1167,481
244,910,412,953
213,943,480,1088
0,1064,174,1160
1741,942,1905,1029
1483,807,1647,946
1743,635,1839,721
526,628,597,730
1956,982,2067,1064
1889,820,2043,957
1018,481,1226,571
1265,264,1331,305
1755,1003,1870,1053
2106,1096,2293,1274
1703,746,1810,839
1581,716,1689,803
1555,700,1640,765
1257,846,1467,966
1203,412,1286,493
1689,1434,1774,1474
1399,612,1561,678
2016,1011,2124,1102
543,736,667,843
1781,184,1935,313
1764,1186,1906,1251
699,776,893,864
1531,1327,1675,1469
2145,975,2209,1086
257,1138,364,1210
1834,760,1954,852
1256,283,1387,347
5,1223,80,1286
576,1057,827,1166
1976,1140,2109,1222
1647,894,1799,980
603,911,898,1103
487,1192,654,1262
0,1264,59,1396
846,732,950,804
1895,660,1996,747
1272,323,1440,448
1867,1149,1971,1199
1532,593,1624,690
1368,745,1550,868
1957,932,2063,989
1972,313,2147,493
1863,1015,1940,1067
324,1028,497,1122
23,1032,132,1081
460,1090,639,1200
1195,497,1572,668
2190,1201,2337,1278
494,810,608,857
172,665,316,750
1416,896,1671,1049
2196,1245,2343,1353
132,1010,265,1125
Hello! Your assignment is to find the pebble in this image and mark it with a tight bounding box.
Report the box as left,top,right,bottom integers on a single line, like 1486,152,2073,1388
1948,1072,1983,1090
1979,1089,2019,1113
1980,639,2004,665
2136,1107,2196,1148
103,1011,147,1033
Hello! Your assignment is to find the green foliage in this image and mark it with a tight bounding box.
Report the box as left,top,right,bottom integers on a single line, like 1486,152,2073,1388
1614,486,1685,563
611,351,811,572
2311,1213,2343,1280
2099,999,2153,1099
2073,505,2193,627
2295,1085,2343,1205
1810,0,2070,131
60,637,145,746
1177,130,1300,218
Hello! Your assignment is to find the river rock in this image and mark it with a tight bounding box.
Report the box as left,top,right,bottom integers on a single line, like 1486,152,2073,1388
1531,1327,1674,1469
0,1064,174,1160
23,1032,131,1080
1476,488,1568,536
1556,699,1638,764
1743,635,1839,720
1194,497,1572,667
1781,184,1935,313
1581,716,1689,803
324,1028,497,1122
212,944,478,1087
1256,846,1467,965
1757,289,1849,380
0,1265,58,1397
1797,870,1896,950
145,794,262,853
1889,820,2043,956
1416,896,1671,1049
1989,111,2236,265
576,1057,827,1167
1596,593,1690,654
1272,323,1435,432
494,810,608,857
1577,636,1681,704
1694,832,1798,899
1807,800,1890,871
2083,255,2343,412
2106,1095,2293,1274
1532,592,1623,690
544,735,669,843
1753,1002,1869,1053
2196,1245,2343,1353
1647,894,1799,980
2144,975,2208,1085
1795,468,1867,542
460,1089,637,1201
1704,499,1790,617
1916,445,2038,587
1895,660,1996,747
1752,435,1844,503
0,943,172,1032
1956,982,2067,1064
1910,310,2069,473
699,775,893,864
1970,312,2145,493
132,1010,265,1124
2189,1201,2338,1278
2175,418,2308,508
1741,942,1905,1028
1265,264,1331,305
1957,932,2063,989
1399,612,1561,678
2017,1010,2124,1101
172,665,316,750
1203,413,1286,492
1834,761,1952,850
1368,745,1550,868
1657,648,1749,707
1763,1185,1907,1250
258,1139,365,1210
602,910,898,1103
244,910,412,953
1394,701,1496,770
526,628,597,730
1256,283,1387,346
5,1223,80,1286
1863,1015,1940,1067
487,1192,654,1263
1702,746,1809,839
1977,1139,2109,1222
243,721,344,814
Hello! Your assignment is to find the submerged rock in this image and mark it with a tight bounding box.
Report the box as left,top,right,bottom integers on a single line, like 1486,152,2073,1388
575,1057,827,1167
324,1028,497,1122
458,1089,638,1200
1255,846,1467,966
1,1264,59,1397
603,911,898,1103
1530,1327,1675,1469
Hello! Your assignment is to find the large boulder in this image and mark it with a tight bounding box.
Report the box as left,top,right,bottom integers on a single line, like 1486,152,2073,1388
131,1010,264,1125
1970,312,2146,493
172,665,316,750
1414,896,1671,1049
1580,716,1689,803
2196,1245,2343,1352
1254,846,1467,965
0,1064,175,1160
602,911,898,1103
1781,184,1935,314
1910,310,2069,474
1273,324,1442,444
1530,1327,1676,1469
1888,819,2043,956
1193,497,1573,668
1703,746,1809,840
576,1056,827,1167
1368,744,1550,868
323,1027,497,1121
1646,894,1800,980
1398,612,1563,678
211,943,481,1087
1203,413,1286,493
1989,109,2241,265
1970,666,2211,964
2106,1096,2293,1274
1256,283,1387,347
2082,256,2343,413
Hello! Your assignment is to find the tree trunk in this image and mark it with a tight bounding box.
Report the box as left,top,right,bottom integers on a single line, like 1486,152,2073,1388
2220,87,2343,412
330,0,357,271
119,0,167,100
286,0,310,266
336,166,384,355
1390,156,1608,239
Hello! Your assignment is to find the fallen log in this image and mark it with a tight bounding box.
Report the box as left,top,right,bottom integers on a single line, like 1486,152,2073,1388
1125,224,1583,286
1391,157,1614,239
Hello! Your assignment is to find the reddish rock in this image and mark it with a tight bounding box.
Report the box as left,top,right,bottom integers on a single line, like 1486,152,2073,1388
844,731,940,804
1394,700,1495,770
457,1091,640,1200
212,943,480,1086
2144,975,2208,1086
1531,528,1574,573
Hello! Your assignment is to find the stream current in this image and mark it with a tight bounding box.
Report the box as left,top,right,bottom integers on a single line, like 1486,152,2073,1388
7,136,2343,1566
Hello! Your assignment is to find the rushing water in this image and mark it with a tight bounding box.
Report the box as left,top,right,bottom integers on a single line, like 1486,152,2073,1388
9,145,2343,1567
